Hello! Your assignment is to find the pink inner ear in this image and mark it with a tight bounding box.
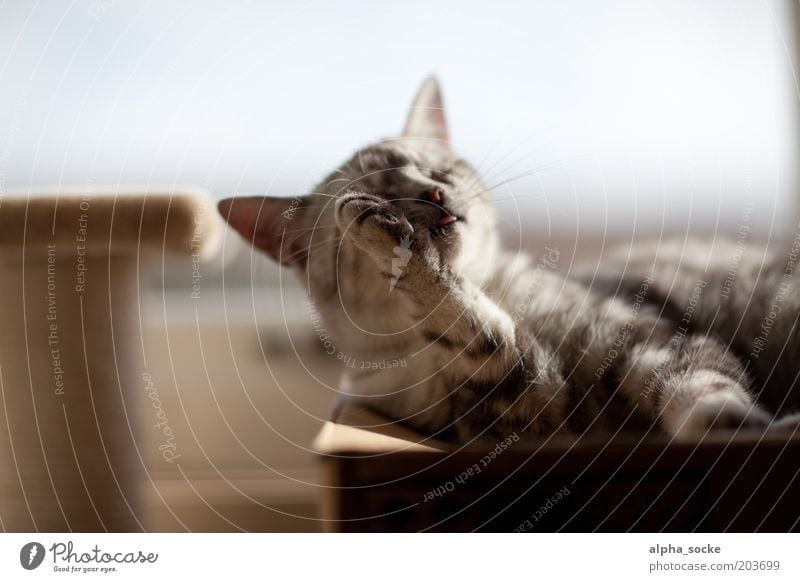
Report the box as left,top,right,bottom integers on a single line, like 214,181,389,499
402,77,450,148
218,196,305,265
427,107,449,143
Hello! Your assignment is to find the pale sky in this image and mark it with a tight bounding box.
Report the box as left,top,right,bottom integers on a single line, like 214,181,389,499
0,0,797,237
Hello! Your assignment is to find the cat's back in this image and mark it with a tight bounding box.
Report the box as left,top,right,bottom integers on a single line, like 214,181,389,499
572,236,800,408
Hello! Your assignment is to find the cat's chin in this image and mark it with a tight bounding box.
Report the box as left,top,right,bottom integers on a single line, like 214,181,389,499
428,217,458,238
427,219,462,258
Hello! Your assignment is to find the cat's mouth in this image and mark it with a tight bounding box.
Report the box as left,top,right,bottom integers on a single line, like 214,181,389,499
429,209,461,238
402,200,462,239
438,214,458,226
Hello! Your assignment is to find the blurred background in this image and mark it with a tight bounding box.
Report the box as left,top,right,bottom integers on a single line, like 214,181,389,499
0,0,798,530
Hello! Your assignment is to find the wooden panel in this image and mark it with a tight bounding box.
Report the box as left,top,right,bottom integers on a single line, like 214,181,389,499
316,404,800,532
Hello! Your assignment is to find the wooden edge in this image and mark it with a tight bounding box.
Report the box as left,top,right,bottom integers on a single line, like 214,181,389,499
313,403,449,454
0,188,222,257
312,421,442,455
314,402,800,457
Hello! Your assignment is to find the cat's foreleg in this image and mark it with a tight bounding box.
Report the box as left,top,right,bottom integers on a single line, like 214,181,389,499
335,192,520,379
622,335,770,438
335,193,566,441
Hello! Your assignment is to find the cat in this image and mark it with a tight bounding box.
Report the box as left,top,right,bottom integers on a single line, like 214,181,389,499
218,77,800,445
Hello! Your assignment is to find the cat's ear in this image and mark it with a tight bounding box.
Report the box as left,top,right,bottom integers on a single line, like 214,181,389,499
402,76,450,149
217,196,308,265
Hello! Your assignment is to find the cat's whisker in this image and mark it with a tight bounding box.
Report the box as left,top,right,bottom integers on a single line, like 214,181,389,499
480,142,557,189
323,177,350,188
303,192,342,200
456,130,554,201
274,239,332,264
492,192,548,203
471,128,548,177
280,204,335,214
280,224,339,237
485,156,584,192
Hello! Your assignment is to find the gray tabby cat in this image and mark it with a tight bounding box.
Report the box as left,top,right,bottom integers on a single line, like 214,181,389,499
219,78,800,445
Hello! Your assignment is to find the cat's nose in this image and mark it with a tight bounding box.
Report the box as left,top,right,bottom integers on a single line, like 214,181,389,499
425,187,444,205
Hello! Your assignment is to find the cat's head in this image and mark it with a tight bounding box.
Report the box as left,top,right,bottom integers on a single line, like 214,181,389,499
218,77,498,301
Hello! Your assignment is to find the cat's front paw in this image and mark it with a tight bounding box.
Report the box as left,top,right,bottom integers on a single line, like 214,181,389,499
335,192,415,257
335,192,446,290
668,393,770,440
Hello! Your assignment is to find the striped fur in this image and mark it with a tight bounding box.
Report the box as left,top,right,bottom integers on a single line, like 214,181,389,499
219,79,800,444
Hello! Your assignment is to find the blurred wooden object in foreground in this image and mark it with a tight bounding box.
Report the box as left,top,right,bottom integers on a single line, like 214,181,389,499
0,189,219,531
315,402,800,532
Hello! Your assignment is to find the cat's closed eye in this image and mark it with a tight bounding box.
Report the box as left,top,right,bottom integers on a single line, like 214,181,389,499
424,168,454,185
